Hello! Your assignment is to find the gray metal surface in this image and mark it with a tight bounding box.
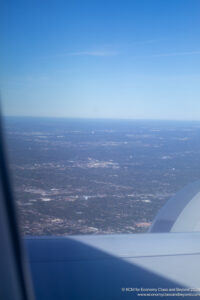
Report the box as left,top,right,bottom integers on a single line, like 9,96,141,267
25,233,200,300
149,180,200,233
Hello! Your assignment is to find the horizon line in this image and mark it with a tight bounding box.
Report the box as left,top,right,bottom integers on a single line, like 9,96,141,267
3,115,200,123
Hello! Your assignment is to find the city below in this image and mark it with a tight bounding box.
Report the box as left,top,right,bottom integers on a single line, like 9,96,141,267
4,117,200,235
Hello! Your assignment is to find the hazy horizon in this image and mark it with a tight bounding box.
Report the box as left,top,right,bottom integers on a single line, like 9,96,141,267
4,114,200,123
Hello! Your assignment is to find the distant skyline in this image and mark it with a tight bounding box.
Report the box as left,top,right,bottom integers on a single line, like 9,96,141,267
1,0,200,120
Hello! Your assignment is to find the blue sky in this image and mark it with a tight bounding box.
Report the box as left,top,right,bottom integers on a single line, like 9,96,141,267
1,0,200,120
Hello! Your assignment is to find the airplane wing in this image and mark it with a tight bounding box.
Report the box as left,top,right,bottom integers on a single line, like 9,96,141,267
25,232,200,299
